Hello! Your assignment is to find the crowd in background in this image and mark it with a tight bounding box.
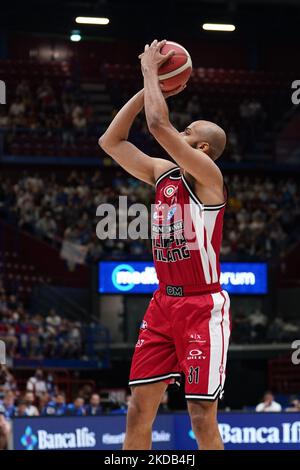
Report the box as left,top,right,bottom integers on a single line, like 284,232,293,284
0,170,299,264
0,80,294,264
1,367,299,423
0,366,137,450
0,170,152,263
222,174,299,260
0,284,89,359
0,79,268,162
0,79,95,135
130,93,266,161
232,307,300,344
0,367,132,419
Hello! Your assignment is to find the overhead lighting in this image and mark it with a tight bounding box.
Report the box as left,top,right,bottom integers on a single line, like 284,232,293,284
75,16,109,25
70,30,81,42
202,23,236,32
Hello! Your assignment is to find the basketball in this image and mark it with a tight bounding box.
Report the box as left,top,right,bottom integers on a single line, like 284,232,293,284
158,41,192,92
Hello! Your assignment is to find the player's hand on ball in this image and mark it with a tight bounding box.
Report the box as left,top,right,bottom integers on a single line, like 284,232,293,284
139,39,175,74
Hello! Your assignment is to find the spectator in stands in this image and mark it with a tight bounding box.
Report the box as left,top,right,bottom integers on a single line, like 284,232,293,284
37,79,56,111
35,211,57,242
38,391,50,413
85,393,103,416
45,373,56,396
248,308,268,343
16,79,31,101
255,391,282,412
15,399,28,417
9,96,25,118
23,391,39,416
46,309,61,328
78,384,93,402
0,367,17,398
0,323,18,357
0,406,11,450
66,397,86,416
110,393,131,415
7,295,18,311
0,391,16,419
26,369,47,397
285,395,300,412
72,108,87,132
0,108,10,128
267,316,285,343
42,392,67,417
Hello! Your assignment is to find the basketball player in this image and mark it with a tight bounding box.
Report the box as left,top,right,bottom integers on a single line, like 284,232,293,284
99,40,231,450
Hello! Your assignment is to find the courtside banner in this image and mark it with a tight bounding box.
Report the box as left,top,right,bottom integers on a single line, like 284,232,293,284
98,261,268,295
12,414,174,450
13,412,300,450
175,412,300,450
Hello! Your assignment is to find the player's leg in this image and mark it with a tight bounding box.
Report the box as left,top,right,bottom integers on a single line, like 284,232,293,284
123,381,168,450
187,399,223,450
125,290,180,449
174,290,231,450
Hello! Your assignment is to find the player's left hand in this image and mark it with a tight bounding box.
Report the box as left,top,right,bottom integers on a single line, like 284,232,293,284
138,39,175,74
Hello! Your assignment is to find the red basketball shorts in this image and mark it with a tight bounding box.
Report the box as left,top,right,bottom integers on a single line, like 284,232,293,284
129,288,231,401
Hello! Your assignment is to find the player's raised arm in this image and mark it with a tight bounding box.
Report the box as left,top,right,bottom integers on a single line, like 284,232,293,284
98,89,175,185
140,40,226,188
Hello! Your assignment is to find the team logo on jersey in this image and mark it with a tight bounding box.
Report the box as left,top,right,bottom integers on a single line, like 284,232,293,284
140,320,148,330
153,211,161,220
163,185,176,198
188,333,207,344
136,339,145,348
167,205,177,221
166,285,183,296
187,349,206,360
153,200,164,221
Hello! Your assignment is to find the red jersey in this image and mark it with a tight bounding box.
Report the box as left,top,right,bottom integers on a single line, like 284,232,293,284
152,166,226,295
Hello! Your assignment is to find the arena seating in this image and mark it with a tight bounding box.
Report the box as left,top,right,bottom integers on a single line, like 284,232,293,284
0,59,294,160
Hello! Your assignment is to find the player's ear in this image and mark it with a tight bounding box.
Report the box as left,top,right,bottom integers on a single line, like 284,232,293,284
197,141,209,153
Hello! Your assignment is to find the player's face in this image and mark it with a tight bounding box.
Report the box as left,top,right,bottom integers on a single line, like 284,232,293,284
181,122,211,155
180,126,198,148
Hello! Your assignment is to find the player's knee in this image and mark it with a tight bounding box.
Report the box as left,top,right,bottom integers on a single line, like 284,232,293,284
127,395,154,428
189,402,217,435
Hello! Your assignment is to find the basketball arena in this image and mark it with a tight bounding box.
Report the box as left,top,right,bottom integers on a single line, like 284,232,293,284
0,0,300,455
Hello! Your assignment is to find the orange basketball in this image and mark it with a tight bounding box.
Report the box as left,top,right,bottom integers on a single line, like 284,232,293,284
158,41,192,92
